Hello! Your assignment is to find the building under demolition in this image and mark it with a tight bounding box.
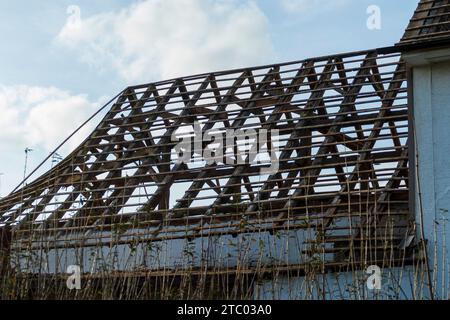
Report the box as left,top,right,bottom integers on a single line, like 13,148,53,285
1,0,450,300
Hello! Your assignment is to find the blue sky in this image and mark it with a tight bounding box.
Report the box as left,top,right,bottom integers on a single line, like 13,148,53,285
0,0,417,196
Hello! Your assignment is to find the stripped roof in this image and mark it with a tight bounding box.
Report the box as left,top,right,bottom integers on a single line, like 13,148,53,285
3,0,446,272
0,49,412,270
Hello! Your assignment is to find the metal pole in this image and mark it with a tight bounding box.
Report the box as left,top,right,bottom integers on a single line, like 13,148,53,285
0,173,4,198
23,148,33,186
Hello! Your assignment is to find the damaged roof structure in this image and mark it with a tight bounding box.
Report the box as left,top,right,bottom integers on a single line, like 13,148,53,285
1,0,450,300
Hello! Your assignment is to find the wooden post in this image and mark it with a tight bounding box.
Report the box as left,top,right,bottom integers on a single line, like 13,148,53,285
0,226,11,277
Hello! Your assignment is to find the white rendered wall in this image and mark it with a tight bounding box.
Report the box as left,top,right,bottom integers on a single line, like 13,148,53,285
254,267,423,300
407,49,450,300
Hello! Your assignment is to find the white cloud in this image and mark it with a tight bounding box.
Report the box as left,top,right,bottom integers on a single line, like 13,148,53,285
280,0,349,13
56,0,274,83
0,85,99,153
